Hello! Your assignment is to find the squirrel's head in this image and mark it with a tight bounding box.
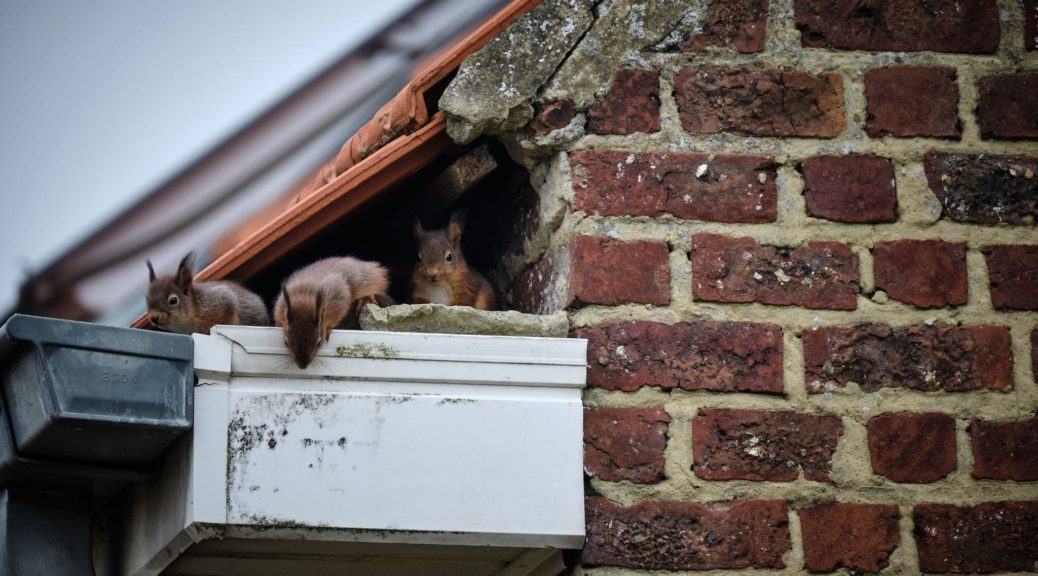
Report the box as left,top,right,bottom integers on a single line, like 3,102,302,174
414,211,466,284
278,285,325,369
146,252,196,333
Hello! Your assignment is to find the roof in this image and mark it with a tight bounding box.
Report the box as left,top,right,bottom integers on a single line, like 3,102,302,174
8,0,516,325
127,0,542,328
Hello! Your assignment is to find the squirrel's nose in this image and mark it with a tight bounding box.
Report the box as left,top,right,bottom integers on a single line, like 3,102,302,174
149,314,160,325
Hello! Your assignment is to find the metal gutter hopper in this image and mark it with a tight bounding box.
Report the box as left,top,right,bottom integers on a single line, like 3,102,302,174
0,314,194,576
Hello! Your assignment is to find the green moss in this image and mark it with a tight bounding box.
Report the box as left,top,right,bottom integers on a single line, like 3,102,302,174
335,343,401,359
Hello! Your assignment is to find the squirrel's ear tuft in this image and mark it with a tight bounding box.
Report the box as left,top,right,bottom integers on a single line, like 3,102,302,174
175,255,194,292
413,218,425,242
179,251,196,272
447,210,466,244
146,259,156,282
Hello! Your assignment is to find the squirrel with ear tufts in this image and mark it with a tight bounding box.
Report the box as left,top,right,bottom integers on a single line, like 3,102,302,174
411,211,496,311
146,252,270,334
274,256,391,369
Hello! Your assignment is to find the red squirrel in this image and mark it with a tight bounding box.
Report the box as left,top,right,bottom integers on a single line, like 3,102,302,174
146,252,270,334
411,211,496,311
274,256,390,369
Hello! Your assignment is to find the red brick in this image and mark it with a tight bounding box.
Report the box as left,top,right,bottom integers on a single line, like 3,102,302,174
587,69,660,135
584,407,670,484
570,150,777,223
867,412,957,483
865,66,960,139
584,498,790,570
692,409,844,481
984,244,1038,310
526,99,575,137
680,0,769,53
914,501,1038,573
795,0,1000,53
979,73,1038,139
691,233,860,310
1028,0,1037,51
804,323,1013,393
801,155,897,223
873,240,968,308
924,152,1038,226
674,66,845,137
568,236,670,308
799,503,900,573
513,252,557,314
574,320,783,393
971,416,1038,481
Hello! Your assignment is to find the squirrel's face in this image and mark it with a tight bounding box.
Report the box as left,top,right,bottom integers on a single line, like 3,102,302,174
279,288,324,369
415,221,464,284
146,284,191,331
146,254,196,333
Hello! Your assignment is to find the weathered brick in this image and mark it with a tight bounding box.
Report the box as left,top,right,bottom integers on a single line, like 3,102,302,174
924,152,1038,225
674,66,845,137
804,323,1013,393
570,150,777,223
526,99,575,137
574,320,783,393
692,409,844,481
914,501,1038,573
587,69,660,135
795,0,1000,53
801,155,897,223
568,236,670,308
512,251,558,314
867,412,957,483
1028,0,1037,51
984,244,1038,310
971,416,1038,481
584,498,790,570
979,73,1038,139
799,503,900,573
1033,328,1037,383
584,408,670,484
680,0,769,53
691,233,860,310
873,240,968,308
865,66,960,138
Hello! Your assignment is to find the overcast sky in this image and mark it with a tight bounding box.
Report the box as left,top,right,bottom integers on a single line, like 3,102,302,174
0,0,416,313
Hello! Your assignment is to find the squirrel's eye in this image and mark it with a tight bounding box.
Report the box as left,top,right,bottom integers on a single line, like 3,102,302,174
168,295,179,306
445,252,454,263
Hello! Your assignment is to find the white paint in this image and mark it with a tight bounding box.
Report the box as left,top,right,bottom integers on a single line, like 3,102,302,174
117,326,588,576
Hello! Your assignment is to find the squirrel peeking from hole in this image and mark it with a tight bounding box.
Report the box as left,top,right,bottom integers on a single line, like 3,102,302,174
410,211,496,311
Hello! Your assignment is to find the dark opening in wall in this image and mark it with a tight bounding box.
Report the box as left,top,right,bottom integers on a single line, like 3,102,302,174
246,139,539,311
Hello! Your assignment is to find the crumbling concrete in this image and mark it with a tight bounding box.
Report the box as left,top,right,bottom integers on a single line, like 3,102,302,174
439,0,596,144
359,303,569,338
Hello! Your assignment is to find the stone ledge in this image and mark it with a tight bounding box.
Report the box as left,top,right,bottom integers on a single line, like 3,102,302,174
359,303,569,338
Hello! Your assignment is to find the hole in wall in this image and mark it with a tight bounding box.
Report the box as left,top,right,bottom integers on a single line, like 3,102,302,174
246,138,539,311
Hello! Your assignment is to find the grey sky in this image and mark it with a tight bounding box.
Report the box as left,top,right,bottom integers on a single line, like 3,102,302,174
0,0,416,313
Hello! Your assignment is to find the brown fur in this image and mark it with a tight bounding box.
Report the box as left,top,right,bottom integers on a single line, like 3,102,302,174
410,212,496,311
274,256,390,369
146,252,270,334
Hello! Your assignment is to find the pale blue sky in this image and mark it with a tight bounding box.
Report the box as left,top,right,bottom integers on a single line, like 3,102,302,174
0,0,416,313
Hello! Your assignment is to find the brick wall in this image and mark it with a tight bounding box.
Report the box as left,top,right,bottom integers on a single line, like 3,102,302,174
506,0,1038,573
